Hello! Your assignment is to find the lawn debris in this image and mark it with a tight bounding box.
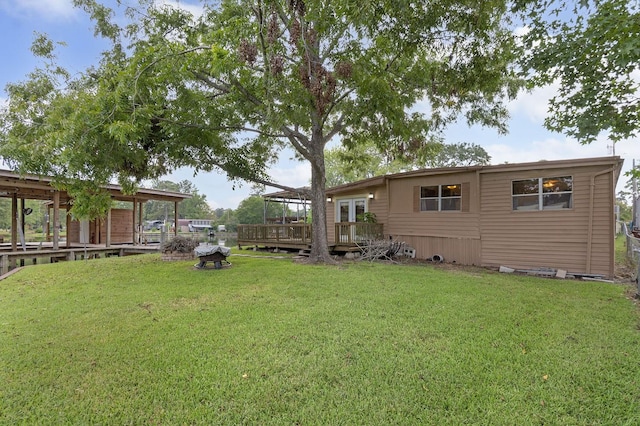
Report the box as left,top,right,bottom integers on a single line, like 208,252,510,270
355,238,405,263
498,265,610,281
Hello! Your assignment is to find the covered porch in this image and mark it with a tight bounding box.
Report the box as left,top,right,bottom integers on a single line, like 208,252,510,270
237,187,384,252
0,169,190,273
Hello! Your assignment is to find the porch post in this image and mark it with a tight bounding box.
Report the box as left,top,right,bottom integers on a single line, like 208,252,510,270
263,199,267,224
11,194,17,271
53,191,60,250
106,208,112,247
45,205,51,242
138,201,143,242
174,201,179,237
65,208,71,248
20,199,25,246
132,198,137,246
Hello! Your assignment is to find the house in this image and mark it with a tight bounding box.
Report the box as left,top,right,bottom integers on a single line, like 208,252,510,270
325,156,623,278
177,219,214,233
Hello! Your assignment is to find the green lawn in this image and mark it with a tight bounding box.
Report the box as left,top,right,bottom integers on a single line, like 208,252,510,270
1,253,639,424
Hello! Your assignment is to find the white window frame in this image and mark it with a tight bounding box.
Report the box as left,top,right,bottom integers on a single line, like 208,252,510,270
512,176,573,211
419,184,462,212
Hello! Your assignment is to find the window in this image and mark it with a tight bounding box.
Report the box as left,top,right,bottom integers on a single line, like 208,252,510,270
512,176,572,210
420,184,461,211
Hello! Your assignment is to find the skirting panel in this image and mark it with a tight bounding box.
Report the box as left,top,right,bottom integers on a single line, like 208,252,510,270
395,235,481,266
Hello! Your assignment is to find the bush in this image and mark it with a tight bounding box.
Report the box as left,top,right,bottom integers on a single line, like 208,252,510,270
160,235,198,253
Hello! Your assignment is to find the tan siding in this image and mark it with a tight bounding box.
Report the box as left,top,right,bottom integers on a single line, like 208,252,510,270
326,185,387,245
326,200,335,245
326,158,618,277
479,165,615,276
389,171,479,213
368,186,388,228
386,172,481,240
461,182,470,212
386,212,480,239
384,172,481,265
588,173,615,276
398,235,481,265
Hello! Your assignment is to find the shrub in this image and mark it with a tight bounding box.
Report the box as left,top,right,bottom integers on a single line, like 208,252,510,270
160,235,198,253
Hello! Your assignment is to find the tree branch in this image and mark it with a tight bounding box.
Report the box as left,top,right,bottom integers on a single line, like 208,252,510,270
158,117,287,138
280,125,312,160
192,71,231,94
323,113,345,144
133,45,212,106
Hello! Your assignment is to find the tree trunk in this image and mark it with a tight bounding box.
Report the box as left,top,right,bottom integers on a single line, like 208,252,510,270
308,143,334,263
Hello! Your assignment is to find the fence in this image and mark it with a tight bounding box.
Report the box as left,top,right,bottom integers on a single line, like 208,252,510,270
622,222,640,297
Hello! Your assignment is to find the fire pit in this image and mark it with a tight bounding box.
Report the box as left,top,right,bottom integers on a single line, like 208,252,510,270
194,245,231,269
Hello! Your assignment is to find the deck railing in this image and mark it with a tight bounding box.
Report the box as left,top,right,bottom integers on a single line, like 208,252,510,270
334,222,384,245
237,223,312,245
237,222,384,248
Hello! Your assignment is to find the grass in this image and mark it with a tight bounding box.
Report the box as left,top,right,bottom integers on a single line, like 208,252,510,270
1,253,639,424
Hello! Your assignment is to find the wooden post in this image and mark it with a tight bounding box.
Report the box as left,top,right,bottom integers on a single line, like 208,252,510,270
138,201,143,243
95,219,101,244
138,201,144,244
46,205,51,242
174,201,179,237
132,199,137,245
53,191,60,250
106,209,112,247
65,208,71,248
11,194,17,252
20,198,25,266
20,198,25,240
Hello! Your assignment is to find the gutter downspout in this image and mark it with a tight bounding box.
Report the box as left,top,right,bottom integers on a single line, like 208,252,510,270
587,168,615,274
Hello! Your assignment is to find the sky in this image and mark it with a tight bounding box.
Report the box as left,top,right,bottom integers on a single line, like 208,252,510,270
0,0,638,209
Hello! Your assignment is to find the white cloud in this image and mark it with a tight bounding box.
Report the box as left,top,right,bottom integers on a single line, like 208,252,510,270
487,135,609,166
513,25,530,38
161,157,311,210
267,161,312,190
1,0,78,20
507,83,558,125
154,0,204,18
486,132,640,194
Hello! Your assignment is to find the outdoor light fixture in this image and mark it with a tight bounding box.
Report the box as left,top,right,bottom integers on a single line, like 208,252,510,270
326,197,332,203
368,192,374,199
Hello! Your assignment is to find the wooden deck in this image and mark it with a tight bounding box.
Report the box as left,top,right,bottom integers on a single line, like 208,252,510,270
237,223,312,250
237,222,384,252
0,243,160,276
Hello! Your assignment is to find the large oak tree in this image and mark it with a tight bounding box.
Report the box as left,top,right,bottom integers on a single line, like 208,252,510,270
0,0,526,262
